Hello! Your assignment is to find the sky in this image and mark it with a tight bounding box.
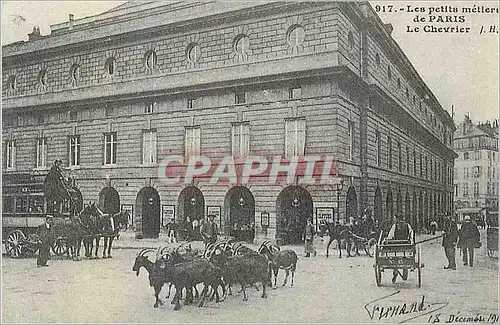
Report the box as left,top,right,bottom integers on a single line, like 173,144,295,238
1,1,498,125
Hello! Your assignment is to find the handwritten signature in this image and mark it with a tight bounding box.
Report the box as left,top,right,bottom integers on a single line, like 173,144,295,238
364,291,448,323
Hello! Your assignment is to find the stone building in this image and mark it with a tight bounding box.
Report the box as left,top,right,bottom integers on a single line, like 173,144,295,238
2,1,456,242
453,116,498,223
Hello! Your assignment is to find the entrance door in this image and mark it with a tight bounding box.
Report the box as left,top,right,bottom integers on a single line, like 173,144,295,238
136,187,160,238
225,186,255,243
276,186,313,245
98,187,120,214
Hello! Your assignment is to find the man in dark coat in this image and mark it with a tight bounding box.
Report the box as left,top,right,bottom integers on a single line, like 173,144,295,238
386,214,413,283
442,213,459,270
201,215,219,248
36,215,54,267
302,218,317,257
458,215,480,267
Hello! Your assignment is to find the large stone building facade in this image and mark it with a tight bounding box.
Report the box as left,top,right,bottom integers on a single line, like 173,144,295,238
2,1,456,242
453,116,498,222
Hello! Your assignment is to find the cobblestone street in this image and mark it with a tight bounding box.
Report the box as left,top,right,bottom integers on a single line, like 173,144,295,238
2,231,498,323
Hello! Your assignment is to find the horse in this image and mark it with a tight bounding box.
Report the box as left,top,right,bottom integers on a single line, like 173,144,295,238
319,221,356,258
100,210,129,258
78,202,104,259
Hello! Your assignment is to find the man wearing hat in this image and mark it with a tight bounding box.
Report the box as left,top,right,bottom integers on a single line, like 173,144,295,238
458,215,480,267
386,214,413,283
36,215,54,267
201,214,219,248
442,213,459,270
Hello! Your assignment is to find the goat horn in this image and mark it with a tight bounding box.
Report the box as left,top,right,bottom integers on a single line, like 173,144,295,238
138,248,155,256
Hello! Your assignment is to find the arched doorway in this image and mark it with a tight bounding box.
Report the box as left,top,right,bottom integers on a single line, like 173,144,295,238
98,187,120,214
136,187,160,238
374,187,383,229
276,186,313,245
178,186,205,224
346,186,358,222
385,189,393,229
396,191,403,215
224,186,255,243
405,192,410,222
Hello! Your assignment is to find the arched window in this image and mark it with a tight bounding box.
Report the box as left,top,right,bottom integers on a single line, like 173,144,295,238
287,25,305,47
186,43,201,63
397,78,401,88
7,75,16,91
375,53,381,68
144,50,157,70
234,34,250,55
69,64,80,84
387,65,392,80
38,70,48,87
105,57,116,75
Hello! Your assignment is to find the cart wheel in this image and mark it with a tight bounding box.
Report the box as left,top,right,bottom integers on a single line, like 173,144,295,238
417,244,422,288
365,238,377,257
51,237,68,256
26,234,41,256
5,230,26,258
347,238,358,257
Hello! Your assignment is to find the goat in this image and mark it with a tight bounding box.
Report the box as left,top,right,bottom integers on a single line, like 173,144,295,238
258,241,298,288
152,254,225,311
211,249,269,301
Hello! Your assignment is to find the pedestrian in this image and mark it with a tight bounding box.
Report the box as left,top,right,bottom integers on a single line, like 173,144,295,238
458,215,481,267
192,218,199,240
302,218,317,257
201,214,219,248
430,220,438,235
442,213,459,270
386,214,413,283
167,218,177,244
36,215,54,267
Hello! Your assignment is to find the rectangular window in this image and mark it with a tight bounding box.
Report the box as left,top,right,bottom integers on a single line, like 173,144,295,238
463,183,469,197
37,113,45,125
185,126,201,157
105,106,114,117
406,146,410,174
425,156,428,179
488,151,491,160
388,136,392,169
68,136,80,166
235,92,246,105
232,123,250,158
145,101,156,114
464,167,469,178
142,130,157,164
474,151,481,160
455,184,459,197
289,86,302,100
187,99,195,109
5,140,16,170
36,138,47,168
493,167,496,178
413,149,416,175
348,121,355,160
473,166,481,177
285,118,306,157
473,182,480,197
69,110,77,121
419,153,422,177
493,152,496,161
464,152,469,160
104,132,117,165
398,142,402,172
375,131,381,166
488,166,492,177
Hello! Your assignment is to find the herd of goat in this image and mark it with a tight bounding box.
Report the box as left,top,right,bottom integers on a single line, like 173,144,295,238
132,238,298,311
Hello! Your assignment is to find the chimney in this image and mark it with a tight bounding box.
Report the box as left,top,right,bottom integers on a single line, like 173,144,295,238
69,14,74,30
28,26,42,41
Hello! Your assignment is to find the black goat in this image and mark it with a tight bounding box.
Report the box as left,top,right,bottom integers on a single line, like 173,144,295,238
258,242,298,288
211,250,269,301
152,255,225,311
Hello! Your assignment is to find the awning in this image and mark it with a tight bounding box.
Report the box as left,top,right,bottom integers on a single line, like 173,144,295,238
455,207,485,214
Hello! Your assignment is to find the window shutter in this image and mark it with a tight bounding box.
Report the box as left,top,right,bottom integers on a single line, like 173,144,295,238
142,131,148,164
76,136,80,166
243,124,250,157
152,132,157,163
112,133,117,164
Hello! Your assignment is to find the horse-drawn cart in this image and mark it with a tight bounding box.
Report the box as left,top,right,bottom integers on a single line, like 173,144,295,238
373,231,422,287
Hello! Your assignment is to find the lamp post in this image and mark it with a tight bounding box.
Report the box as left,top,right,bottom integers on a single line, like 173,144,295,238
335,179,345,223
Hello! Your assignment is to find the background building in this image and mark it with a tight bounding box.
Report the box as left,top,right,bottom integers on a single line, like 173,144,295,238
453,115,498,223
2,1,456,242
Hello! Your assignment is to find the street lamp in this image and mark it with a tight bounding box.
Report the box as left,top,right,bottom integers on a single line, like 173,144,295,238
238,196,245,206
190,197,196,206
335,179,345,222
